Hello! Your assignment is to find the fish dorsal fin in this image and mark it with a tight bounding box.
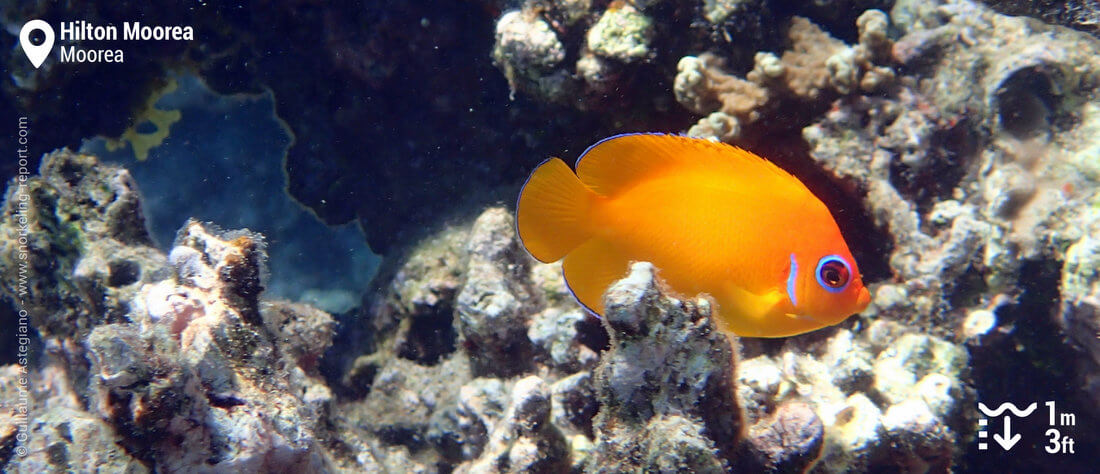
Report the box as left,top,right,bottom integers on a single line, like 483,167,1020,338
574,133,804,197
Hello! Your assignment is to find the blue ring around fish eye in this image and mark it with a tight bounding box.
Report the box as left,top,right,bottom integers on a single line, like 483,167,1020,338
815,255,851,293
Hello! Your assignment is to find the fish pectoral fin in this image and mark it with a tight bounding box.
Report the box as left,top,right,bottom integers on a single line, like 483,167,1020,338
725,285,786,318
718,284,790,335
757,289,789,318
785,313,818,322
721,285,824,339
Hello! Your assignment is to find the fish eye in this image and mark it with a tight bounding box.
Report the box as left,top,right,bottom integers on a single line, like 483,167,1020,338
815,255,851,293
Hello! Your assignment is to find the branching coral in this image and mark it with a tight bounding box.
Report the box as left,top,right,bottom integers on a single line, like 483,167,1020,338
675,53,770,140
676,13,897,141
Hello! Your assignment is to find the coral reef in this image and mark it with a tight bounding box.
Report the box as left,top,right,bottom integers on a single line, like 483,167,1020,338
4,0,1100,472
486,0,1100,470
0,150,162,341
978,0,1100,36
741,401,823,473
465,376,569,473
82,74,378,314
314,205,983,472
1,151,337,471
736,325,971,472
1059,203,1100,412
1,144,1093,472
588,262,740,471
586,5,654,63
457,208,539,377
799,2,1100,434
492,10,572,103
674,11,896,141
490,1,663,106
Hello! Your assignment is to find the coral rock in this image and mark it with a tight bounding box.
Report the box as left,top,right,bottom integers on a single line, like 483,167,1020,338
0,151,167,341
586,6,654,63
778,17,847,101
457,208,536,376
0,151,336,473
588,262,741,470
14,406,148,473
493,10,573,102
464,376,569,473
742,402,824,473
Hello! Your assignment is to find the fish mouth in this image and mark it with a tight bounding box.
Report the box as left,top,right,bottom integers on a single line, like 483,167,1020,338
857,287,872,309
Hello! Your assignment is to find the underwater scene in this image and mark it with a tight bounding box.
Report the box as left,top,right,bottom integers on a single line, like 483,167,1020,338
1,0,1099,472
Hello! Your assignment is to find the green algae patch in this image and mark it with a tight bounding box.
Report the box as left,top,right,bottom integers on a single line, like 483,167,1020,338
105,79,182,161
587,6,654,62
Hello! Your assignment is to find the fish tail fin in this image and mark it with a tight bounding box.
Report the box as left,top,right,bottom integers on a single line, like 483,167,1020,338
517,158,598,262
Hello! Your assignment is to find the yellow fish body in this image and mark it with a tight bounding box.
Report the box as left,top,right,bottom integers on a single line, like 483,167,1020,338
517,133,871,337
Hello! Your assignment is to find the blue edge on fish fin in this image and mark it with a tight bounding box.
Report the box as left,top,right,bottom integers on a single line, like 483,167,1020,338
573,132,688,169
561,266,602,319
515,155,603,318
514,157,557,264
518,131,690,319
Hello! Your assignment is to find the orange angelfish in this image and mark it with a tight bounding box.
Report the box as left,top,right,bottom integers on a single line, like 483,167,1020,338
516,133,871,338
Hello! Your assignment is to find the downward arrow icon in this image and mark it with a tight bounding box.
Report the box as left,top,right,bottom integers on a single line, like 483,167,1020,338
993,415,1021,450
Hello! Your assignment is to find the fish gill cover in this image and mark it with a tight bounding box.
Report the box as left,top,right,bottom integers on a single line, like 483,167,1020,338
0,0,1098,473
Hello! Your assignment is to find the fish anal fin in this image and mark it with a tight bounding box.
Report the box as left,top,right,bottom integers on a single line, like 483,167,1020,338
562,238,631,316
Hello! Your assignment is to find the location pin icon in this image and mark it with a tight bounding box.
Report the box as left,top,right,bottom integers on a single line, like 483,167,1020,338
20,20,55,69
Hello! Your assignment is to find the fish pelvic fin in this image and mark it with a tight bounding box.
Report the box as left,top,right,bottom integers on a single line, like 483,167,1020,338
517,158,598,263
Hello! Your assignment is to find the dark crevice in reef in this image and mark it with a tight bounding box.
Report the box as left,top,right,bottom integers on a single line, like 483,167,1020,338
398,308,458,366
965,259,1098,474
107,259,142,287
889,117,980,218
946,263,990,310
103,391,156,469
0,298,40,365
319,306,376,399
466,336,536,379
375,425,427,453
0,432,13,470
993,64,1081,143
432,425,471,465
996,66,1060,140
339,359,379,402
575,313,610,355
